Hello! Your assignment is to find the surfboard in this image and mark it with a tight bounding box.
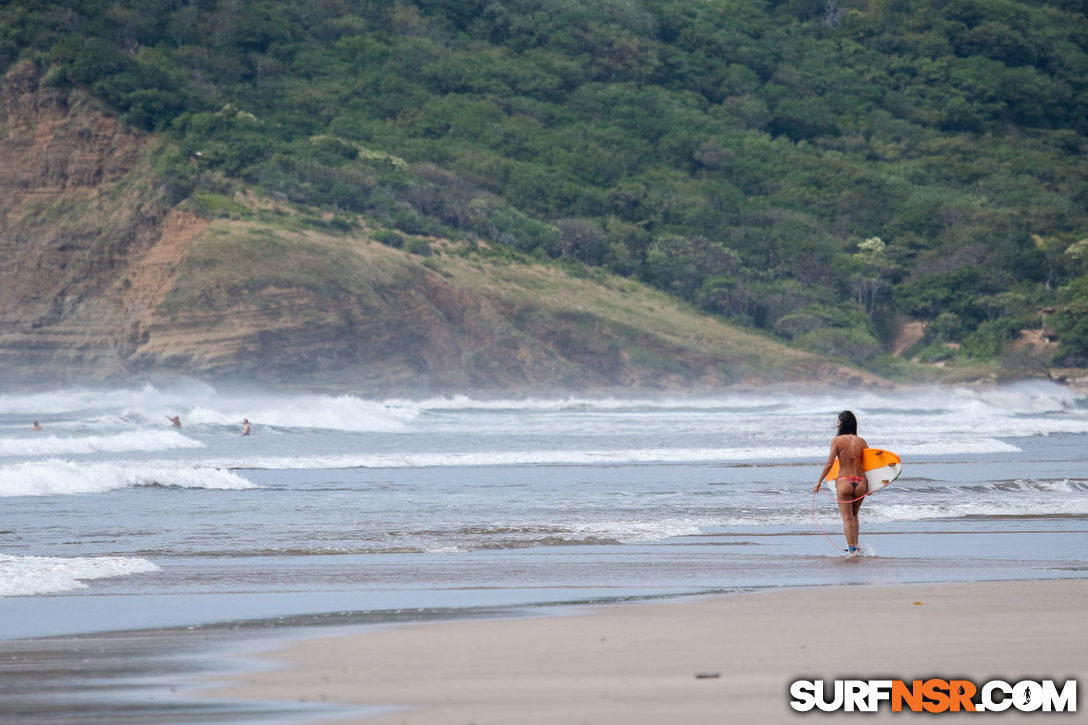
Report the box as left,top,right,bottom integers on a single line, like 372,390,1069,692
824,448,902,492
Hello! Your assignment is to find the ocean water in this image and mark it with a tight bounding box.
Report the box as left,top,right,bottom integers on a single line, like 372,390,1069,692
2,379,1087,641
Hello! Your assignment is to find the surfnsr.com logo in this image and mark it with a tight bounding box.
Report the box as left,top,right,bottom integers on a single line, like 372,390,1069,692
790,679,1077,713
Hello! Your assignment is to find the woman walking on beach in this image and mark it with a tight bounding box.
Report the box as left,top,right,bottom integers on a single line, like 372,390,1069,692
814,411,868,555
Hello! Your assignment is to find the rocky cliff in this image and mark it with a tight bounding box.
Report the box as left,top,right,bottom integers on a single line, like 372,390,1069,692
0,62,880,393
0,61,175,380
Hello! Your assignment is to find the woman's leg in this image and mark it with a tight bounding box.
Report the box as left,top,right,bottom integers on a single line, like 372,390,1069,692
851,492,865,549
836,478,867,551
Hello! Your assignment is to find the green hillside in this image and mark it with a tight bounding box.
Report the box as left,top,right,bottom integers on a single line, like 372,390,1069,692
3,0,1087,377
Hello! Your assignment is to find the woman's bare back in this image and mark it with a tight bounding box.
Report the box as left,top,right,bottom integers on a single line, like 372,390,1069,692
832,434,868,477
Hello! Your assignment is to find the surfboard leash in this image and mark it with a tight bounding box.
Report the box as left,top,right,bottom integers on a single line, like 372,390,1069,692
809,486,878,553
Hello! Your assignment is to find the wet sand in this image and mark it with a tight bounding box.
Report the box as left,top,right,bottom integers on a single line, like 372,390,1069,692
206,578,1088,723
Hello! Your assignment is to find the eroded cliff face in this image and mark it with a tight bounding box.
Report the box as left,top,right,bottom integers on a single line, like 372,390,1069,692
0,61,205,382
0,61,880,393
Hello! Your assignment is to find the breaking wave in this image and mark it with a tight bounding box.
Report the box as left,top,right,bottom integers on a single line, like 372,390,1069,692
0,460,256,497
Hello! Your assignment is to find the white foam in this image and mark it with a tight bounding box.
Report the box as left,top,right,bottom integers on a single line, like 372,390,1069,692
1030,479,1087,493
397,394,781,412
894,439,1023,456
192,434,1026,470
393,382,1088,449
827,477,1088,522
0,431,203,457
868,497,1088,521
724,512,821,528
1,380,1085,439
198,445,831,470
0,553,160,596
183,393,416,432
822,380,1085,417
402,381,1085,415
423,545,463,554
0,461,257,497
0,383,417,433
570,517,717,543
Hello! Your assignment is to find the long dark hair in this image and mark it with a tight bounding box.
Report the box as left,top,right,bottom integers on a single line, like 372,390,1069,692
838,410,858,436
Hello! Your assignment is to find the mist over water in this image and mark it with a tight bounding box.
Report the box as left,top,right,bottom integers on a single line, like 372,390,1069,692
1,379,1086,636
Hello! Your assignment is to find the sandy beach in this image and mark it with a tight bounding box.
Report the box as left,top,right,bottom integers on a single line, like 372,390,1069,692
206,578,1088,724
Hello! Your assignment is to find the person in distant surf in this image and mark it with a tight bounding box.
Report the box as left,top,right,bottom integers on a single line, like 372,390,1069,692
31,420,42,431
814,410,868,556
242,419,250,436
167,415,181,428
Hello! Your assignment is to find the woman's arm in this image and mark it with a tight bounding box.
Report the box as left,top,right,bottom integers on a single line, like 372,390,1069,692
814,438,839,493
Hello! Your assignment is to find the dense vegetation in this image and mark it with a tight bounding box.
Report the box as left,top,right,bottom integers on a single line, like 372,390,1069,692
3,0,1088,374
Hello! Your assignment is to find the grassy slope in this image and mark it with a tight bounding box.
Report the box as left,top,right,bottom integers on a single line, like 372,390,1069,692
148,208,884,391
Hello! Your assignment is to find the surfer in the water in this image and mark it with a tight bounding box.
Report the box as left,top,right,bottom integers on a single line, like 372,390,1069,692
814,410,868,556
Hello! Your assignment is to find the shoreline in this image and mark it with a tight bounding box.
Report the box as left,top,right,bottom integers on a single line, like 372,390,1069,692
202,577,1088,724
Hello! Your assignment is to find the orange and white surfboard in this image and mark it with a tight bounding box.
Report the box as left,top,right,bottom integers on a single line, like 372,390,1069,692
824,448,902,492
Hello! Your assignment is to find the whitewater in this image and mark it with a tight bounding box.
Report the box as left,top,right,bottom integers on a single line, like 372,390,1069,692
1,380,1087,638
